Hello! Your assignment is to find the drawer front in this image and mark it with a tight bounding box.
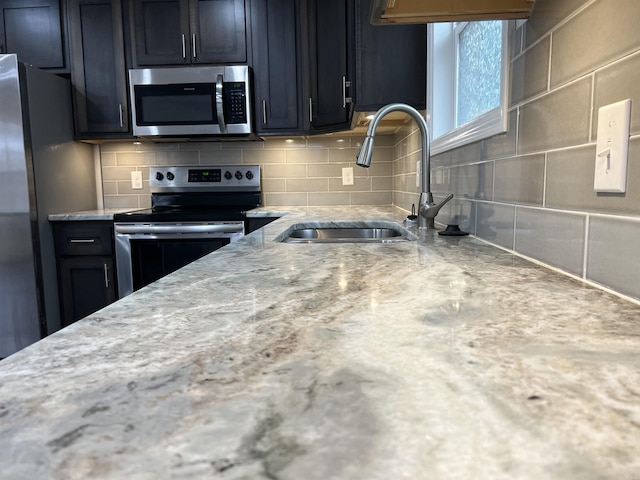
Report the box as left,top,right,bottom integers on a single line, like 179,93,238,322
53,221,114,256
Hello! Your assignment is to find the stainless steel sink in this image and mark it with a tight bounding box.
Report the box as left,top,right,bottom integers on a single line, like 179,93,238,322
278,223,416,244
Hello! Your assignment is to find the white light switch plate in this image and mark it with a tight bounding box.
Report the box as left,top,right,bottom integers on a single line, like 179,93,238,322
131,171,143,190
342,167,354,186
594,99,631,193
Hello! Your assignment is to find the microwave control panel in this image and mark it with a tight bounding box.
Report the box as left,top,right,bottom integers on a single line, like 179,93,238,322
225,82,247,124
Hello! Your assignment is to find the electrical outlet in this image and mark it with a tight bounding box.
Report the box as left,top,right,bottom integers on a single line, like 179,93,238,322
342,167,354,186
131,171,143,190
594,99,631,193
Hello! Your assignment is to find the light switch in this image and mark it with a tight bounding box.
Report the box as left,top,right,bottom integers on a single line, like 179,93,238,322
594,99,631,193
131,171,143,190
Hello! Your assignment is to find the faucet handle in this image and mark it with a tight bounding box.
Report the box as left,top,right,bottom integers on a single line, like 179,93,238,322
418,193,454,229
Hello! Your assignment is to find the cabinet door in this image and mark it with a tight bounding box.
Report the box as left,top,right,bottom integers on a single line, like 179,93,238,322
190,0,246,63
58,256,117,326
68,0,130,135
132,0,190,65
354,0,426,111
250,0,302,133
0,0,65,69
307,0,353,132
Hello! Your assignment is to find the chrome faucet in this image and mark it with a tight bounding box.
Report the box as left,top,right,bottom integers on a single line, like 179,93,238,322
355,103,453,229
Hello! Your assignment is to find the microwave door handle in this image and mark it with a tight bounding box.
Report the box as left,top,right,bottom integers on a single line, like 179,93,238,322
216,74,227,134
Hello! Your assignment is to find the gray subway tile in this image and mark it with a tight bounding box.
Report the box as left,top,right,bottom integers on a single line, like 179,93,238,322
263,192,307,206
157,150,199,165
511,35,550,106
351,191,392,206
476,202,515,250
243,149,284,164
551,0,640,87
447,162,494,200
286,149,329,164
515,207,586,275
518,77,592,154
593,51,640,138
116,152,157,166
286,178,328,193
523,0,585,48
199,149,242,165
587,215,640,300
262,164,306,179
482,111,518,160
494,154,545,206
308,192,350,206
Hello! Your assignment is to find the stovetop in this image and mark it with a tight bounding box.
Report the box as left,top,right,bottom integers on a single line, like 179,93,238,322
113,165,261,223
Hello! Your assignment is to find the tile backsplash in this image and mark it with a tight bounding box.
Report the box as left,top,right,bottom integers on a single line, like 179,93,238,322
99,136,394,210
98,0,640,302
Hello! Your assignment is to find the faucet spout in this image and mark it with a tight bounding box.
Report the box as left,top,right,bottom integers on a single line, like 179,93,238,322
355,103,452,229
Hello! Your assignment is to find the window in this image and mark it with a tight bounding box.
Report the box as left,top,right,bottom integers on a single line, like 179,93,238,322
427,20,512,155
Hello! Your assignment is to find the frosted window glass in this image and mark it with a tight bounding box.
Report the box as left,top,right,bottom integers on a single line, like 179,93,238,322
456,21,502,127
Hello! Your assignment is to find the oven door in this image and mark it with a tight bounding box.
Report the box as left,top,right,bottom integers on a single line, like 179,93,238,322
114,221,244,298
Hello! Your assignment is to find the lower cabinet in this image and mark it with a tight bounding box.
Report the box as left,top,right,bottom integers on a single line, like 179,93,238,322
52,221,118,327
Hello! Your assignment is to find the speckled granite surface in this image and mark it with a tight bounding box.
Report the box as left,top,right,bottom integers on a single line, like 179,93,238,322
48,208,141,221
3,206,640,479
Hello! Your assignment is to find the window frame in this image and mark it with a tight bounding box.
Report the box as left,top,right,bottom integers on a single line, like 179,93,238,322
427,20,512,156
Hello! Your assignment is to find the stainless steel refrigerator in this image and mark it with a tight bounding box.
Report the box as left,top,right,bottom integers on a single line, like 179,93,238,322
0,54,98,358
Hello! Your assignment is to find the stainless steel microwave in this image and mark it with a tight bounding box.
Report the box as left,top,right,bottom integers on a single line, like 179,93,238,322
129,65,253,138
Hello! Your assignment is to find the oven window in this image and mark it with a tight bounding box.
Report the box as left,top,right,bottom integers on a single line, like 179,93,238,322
134,84,217,125
130,238,229,291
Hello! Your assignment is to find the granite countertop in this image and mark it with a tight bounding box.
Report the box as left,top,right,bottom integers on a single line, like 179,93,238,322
48,208,142,221
3,206,640,479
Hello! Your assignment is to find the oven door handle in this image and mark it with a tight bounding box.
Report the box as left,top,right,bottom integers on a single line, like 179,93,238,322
115,224,244,235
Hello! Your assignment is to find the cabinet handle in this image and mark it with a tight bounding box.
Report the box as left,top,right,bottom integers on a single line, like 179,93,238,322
103,264,110,288
192,34,197,59
308,97,313,124
262,100,267,125
118,104,124,128
69,238,95,244
342,76,352,109
181,34,186,59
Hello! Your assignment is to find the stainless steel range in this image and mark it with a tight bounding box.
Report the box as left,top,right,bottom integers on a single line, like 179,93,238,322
113,165,261,298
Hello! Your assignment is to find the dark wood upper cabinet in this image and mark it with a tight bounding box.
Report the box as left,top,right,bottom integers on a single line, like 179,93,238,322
354,0,426,111
250,0,303,134
306,0,354,133
67,0,130,136
0,0,67,71
131,0,246,66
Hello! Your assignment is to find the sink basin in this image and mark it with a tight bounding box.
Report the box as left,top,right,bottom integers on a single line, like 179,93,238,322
277,222,416,244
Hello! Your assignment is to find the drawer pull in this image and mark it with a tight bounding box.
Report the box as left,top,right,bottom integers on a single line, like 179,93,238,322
69,239,96,244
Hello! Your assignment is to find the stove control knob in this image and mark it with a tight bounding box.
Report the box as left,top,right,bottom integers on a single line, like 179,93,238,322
224,171,233,180
235,170,243,180
155,172,164,181
166,172,175,181
245,170,254,180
